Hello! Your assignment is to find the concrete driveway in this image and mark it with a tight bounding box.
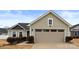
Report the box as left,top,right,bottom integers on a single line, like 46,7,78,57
32,43,79,49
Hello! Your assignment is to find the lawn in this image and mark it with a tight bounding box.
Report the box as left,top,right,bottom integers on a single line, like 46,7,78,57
0,39,79,49
71,38,79,46
0,39,33,49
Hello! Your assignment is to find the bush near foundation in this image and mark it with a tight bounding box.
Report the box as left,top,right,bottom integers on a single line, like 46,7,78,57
27,36,34,44
72,36,79,38
65,36,73,43
7,37,27,45
65,36,79,43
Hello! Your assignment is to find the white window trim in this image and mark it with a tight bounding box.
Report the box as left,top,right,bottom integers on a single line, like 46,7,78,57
19,31,23,37
48,18,53,26
12,31,16,37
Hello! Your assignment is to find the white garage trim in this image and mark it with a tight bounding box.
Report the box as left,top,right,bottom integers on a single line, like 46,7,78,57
64,30,66,42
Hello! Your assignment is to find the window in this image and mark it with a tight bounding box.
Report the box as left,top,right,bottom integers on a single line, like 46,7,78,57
31,29,33,31
35,29,42,32
49,20,52,24
13,32,16,37
74,32,77,36
43,29,49,32
19,32,23,37
51,29,57,32
58,29,64,32
74,31,79,36
48,18,53,26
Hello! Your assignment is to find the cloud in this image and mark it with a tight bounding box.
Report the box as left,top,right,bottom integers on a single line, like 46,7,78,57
0,10,44,21
55,10,79,25
0,10,79,27
0,10,37,27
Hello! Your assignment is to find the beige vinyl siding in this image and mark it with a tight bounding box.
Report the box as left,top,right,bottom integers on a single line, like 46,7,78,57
30,13,70,36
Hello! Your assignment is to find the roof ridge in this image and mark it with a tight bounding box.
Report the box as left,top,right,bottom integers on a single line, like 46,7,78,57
30,10,72,27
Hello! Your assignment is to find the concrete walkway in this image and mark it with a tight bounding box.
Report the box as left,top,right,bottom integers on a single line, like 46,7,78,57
32,43,79,49
17,41,33,45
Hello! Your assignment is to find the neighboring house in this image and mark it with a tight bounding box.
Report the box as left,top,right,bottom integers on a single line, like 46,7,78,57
30,11,71,43
0,28,8,35
71,24,79,37
0,28,8,39
8,23,30,37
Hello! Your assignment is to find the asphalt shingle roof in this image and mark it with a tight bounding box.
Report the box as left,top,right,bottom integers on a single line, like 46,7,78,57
71,24,79,29
18,23,29,29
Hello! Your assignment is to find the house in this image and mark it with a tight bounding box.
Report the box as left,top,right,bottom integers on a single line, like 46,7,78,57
8,23,30,37
0,28,8,39
70,24,79,37
30,11,72,43
0,28,8,35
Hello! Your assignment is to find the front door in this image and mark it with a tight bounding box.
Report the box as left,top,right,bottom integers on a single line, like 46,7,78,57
27,31,30,37
19,32,23,37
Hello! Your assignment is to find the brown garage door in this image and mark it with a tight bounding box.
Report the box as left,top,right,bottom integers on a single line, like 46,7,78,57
35,29,64,43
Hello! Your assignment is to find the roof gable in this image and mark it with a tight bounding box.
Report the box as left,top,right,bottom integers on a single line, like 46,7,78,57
9,23,29,30
11,25,24,29
18,23,29,29
71,24,79,29
30,10,72,27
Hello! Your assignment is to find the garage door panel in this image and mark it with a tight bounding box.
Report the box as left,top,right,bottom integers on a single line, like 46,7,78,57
35,32,64,43
56,32,64,42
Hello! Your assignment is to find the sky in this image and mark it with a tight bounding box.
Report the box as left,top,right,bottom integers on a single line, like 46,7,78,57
0,10,79,28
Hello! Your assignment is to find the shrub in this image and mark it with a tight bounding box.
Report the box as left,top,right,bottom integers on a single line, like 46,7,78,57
7,37,27,45
65,36,73,43
72,36,79,39
27,36,34,44
17,37,27,43
7,37,18,45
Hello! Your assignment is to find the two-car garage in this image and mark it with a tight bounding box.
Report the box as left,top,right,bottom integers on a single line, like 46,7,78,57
30,11,71,43
35,29,65,43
